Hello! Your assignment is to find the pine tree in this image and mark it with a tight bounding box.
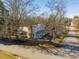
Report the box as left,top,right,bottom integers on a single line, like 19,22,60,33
0,0,8,16
0,0,8,33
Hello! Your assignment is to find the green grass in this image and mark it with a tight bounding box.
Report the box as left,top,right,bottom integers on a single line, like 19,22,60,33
0,50,17,59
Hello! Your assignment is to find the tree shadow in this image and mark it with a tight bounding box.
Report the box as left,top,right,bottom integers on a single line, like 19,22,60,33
0,38,60,55
0,38,79,58
33,44,59,55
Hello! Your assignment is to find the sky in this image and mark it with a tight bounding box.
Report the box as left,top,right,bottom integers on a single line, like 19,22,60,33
66,0,79,18
2,0,79,18
33,0,79,18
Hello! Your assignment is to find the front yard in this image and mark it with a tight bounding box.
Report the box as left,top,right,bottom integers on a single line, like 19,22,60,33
0,50,17,59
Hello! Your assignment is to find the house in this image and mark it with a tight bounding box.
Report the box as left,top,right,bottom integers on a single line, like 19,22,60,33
17,24,46,39
32,24,45,38
18,25,32,39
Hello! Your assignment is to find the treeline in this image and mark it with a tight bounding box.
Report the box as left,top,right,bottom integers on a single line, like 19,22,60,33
0,0,71,42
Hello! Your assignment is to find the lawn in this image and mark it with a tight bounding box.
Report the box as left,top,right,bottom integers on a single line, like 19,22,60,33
0,50,17,59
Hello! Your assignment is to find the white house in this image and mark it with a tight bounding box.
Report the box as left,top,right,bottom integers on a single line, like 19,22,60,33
18,25,32,39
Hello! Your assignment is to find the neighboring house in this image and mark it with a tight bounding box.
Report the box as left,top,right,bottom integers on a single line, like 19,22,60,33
17,24,46,39
32,24,46,38
18,25,32,39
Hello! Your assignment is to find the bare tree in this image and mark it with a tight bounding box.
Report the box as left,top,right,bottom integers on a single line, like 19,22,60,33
46,0,67,43
2,0,38,39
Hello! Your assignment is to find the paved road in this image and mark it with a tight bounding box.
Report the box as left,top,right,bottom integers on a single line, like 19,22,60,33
0,44,70,59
